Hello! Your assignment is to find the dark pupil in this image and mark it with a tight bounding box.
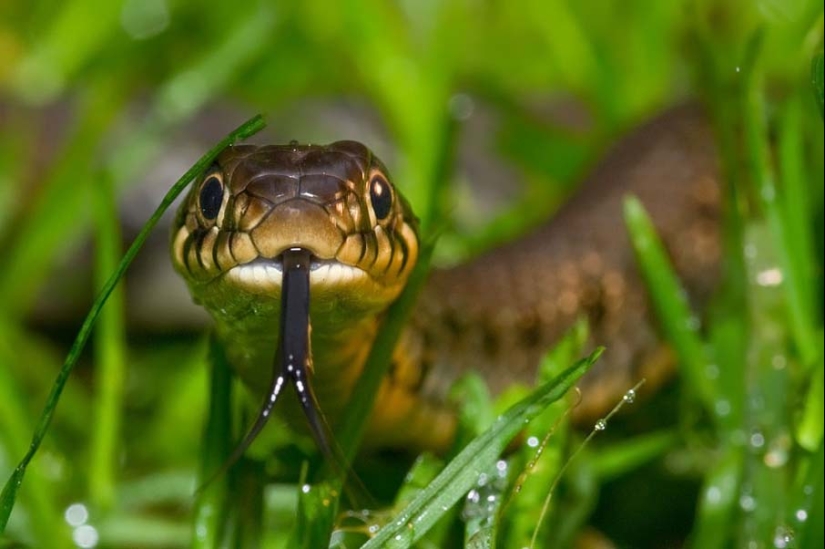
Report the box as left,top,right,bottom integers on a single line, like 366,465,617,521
370,177,392,220
199,176,223,220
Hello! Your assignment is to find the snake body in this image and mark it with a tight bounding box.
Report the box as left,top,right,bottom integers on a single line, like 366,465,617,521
171,105,721,452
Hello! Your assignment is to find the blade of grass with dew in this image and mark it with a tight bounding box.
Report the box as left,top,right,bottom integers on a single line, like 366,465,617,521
89,170,126,512
360,349,600,549
623,197,713,414
741,51,799,543
192,334,234,549
788,438,824,548
690,446,743,549
741,222,795,544
499,320,588,549
289,466,340,549
743,50,818,371
0,114,266,533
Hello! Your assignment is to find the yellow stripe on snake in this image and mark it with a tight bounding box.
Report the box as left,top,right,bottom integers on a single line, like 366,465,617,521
171,106,720,454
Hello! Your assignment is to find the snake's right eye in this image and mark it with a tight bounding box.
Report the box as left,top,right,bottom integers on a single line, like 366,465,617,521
199,175,224,220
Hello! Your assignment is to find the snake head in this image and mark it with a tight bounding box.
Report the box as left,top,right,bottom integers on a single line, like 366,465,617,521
171,141,419,318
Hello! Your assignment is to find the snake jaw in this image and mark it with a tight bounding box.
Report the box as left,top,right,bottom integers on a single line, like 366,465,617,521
226,254,370,293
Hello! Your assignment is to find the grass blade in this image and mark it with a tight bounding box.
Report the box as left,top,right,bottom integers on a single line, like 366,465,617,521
0,114,266,533
623,197,713,413
813,52,824,118
361,349,600,548
191,335,234,549
88,171,126,511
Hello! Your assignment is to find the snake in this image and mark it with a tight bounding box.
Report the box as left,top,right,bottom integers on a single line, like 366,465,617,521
170,105,721,456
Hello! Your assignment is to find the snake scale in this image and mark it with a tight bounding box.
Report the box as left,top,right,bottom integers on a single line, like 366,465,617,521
171,105,721,453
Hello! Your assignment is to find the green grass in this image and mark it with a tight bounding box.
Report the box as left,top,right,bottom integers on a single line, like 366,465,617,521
1,1,823,547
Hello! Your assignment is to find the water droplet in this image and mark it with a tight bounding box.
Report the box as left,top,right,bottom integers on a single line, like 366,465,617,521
623,389,636,403
736,66,742,72
64,503,89,527
527,436,540,448
714,399,731,417
795,509,808,522
761,432,792,468
773,525,794,548
750,431,765,449
739,494,757,512
386,526,414,548
706,486,722,504
496,460,508,474
73,524,99,548
594,419,607,431
301,484,311,494
756,267,783,287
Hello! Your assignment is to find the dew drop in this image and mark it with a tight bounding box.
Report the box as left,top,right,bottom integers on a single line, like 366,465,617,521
750,431,765,449
714,399,731,417
739,494,757,512
73,525,99,548
64,503,89,527
594,419,607,431
386,526,414,548
773,525,794,548
623,389,636,403
301,484,311,494
757,267,783,287
795,509,808,522
527,436,540,448
771,354,787,370
764,433,791,468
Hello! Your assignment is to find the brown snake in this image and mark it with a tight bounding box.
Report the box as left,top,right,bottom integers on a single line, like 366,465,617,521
171,105,721,454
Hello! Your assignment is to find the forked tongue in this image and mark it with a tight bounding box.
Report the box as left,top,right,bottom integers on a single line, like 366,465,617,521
207,248,340,487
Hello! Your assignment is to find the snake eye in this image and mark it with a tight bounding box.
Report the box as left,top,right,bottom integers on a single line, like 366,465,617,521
369,175,393,221
199,175,224,220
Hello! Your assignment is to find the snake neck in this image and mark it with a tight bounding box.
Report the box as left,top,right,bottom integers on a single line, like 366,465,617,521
206,288,379,426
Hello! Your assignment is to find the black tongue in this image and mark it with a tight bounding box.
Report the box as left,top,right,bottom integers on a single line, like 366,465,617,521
279,249,333,458
204,248,331,483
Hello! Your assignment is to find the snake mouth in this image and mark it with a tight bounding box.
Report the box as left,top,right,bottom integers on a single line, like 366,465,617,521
226,249,369,291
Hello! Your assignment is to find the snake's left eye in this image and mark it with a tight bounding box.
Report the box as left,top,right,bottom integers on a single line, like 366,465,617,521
369,175,393,221
199,175,224,220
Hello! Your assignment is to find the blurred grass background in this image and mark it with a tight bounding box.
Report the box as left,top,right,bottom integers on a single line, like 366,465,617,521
0,0,823,548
